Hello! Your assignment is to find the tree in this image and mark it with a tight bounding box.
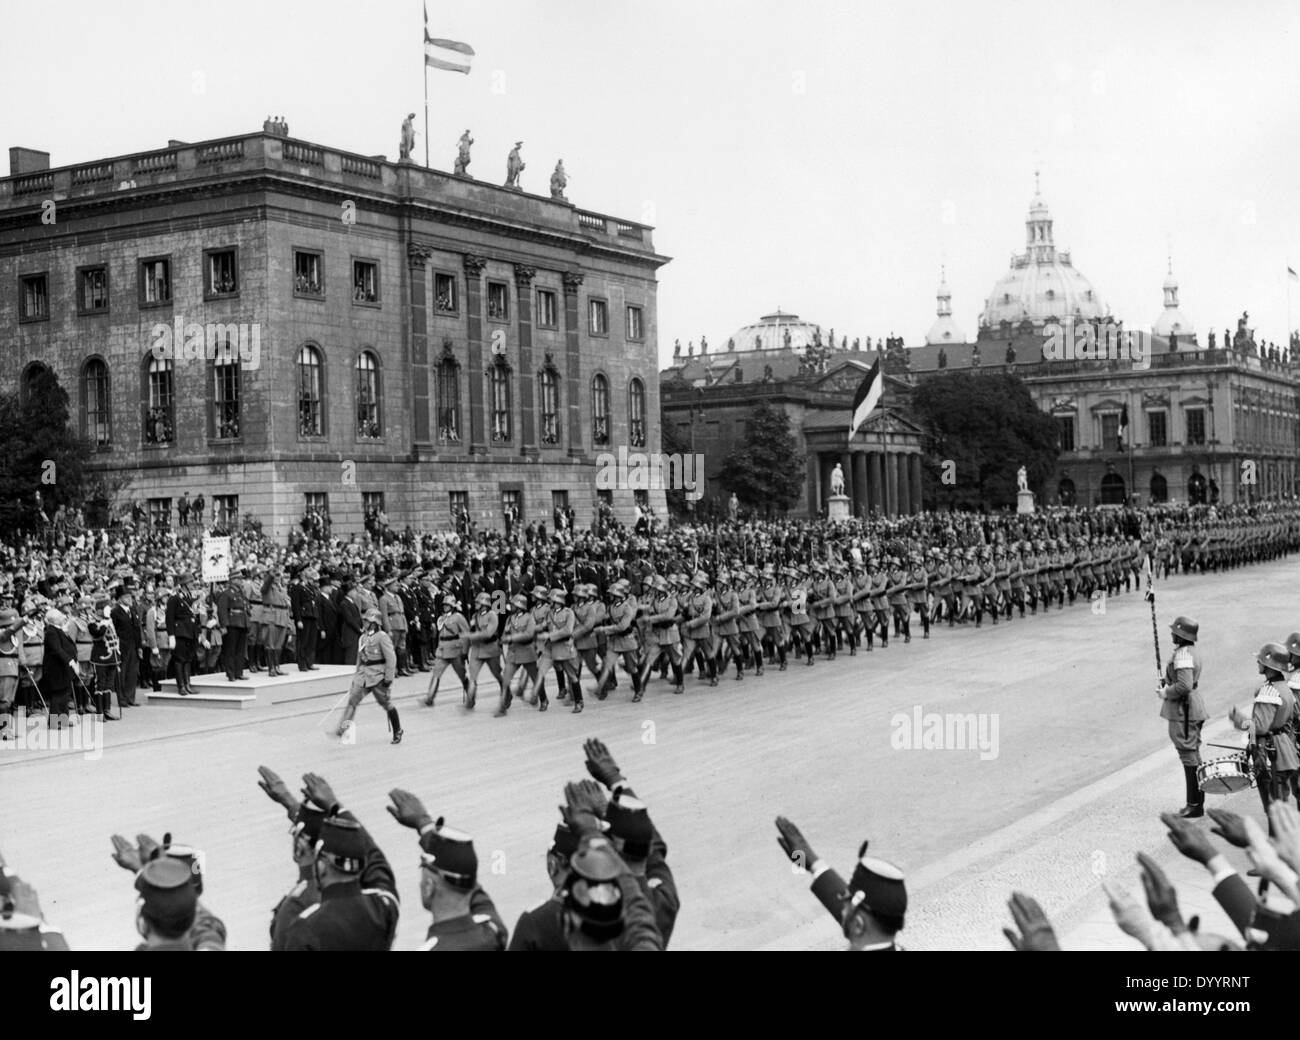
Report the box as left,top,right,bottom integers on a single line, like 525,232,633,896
717,401,806,516
910,371,1058,511
0,368,94,533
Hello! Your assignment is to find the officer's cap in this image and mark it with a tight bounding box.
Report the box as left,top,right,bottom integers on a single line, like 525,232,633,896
549,823,580,859
292,799,329,843
316,817,366,874
419,820,478,889
564,836,624,942
848,853,908,925
605,795,653,857
135,858,198,933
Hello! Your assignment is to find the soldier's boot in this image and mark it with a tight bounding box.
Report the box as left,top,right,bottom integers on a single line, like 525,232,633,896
863,625,873,650
336,704,357,738
631,673,644,703
777,643,788,669
903,618,911,643
1179,766,1204,818
494,682,512,717
974,605,982,629
989,601,997,625
672,664,685,695
387,707,403,744
921,612,931,638
754,647,765,675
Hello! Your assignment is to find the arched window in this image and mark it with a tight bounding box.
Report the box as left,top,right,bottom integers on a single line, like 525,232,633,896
592,373,610,446
1099,472,1126,506
1149,472,1168,504
298,345,323,436
628,378,646,448
490,355,512,443
1057,477,1075,506
82,358,111,447
355,351,381,438
539,362,560,446
212,353,241,439
437,348,460,443
145,355,174,445
21,362,49,402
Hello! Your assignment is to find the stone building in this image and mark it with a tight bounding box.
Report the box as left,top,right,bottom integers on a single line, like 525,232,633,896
0,128,668,536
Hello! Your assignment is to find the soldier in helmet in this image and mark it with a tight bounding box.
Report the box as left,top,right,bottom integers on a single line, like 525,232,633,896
463,591,502,712
1231,643,1299,824
1287,632,1300,800
679,571,717,686
1158,616,1206,818
498,593,539,715
338,608,401,744
538,587,582,713
595,579,642,701
425,592,470,708
638,575,684,696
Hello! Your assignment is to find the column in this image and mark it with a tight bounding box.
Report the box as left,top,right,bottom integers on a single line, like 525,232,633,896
514,264,538,454
909,454,923,513
562,272,585,458
462,254,488,453
852,452,869,517
869,452,884,514
407,244,433,445
885,451,899,516
820,454,836,515
897,452,911,516
807,453,822,517
840,452,854,504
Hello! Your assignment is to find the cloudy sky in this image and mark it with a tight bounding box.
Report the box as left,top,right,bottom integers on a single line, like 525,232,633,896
6,0,1298,364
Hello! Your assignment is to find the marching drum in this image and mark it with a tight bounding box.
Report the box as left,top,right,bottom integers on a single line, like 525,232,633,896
1197,754,1254,794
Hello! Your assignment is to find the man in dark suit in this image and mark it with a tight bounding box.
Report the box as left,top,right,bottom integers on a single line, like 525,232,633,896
290,565,320,671
336,575,363,666
39,607,79,720
214,572,249,681
166,573,199,696
316,571,340,665
111,583,142,706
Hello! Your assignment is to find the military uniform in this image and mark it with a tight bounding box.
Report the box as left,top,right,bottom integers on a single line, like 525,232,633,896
214,579,249,681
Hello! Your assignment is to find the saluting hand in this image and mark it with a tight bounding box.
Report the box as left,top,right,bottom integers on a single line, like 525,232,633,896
565,779,608,819
774,816,817,873
257,765,299,814
1136,852,1185,933
1002,891,1061,951
1161,811,1216,864
110,834,142,873
1206,807,1250,850
387,789,433,831
301,773,339,813
583,738,625,788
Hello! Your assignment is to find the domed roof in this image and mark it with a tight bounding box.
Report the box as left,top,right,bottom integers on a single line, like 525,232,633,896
925,267,966,345
978,181,1108,330
725,310,825,354
1153,260,1194,340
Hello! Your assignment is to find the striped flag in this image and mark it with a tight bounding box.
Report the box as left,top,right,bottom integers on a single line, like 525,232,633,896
425,3,474,73
848,359,883,439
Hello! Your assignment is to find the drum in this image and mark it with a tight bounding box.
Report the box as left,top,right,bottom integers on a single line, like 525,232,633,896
1197,754,1254,794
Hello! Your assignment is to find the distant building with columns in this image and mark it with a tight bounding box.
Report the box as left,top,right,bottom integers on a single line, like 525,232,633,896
660,313,925,517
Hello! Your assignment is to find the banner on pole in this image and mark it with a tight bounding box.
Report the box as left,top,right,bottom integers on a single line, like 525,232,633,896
201,536,231,583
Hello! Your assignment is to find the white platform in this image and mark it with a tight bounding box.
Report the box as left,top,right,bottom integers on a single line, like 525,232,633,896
147,664,356,709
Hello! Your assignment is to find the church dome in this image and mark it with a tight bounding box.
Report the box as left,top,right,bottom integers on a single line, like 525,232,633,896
978,179,1109,330
925,267,966,344
725,310,826,354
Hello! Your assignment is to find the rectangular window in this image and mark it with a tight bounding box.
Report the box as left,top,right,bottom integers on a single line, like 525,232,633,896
596,489,613,508
435,272,458,314
213,361,241,439
294,250,323,296
1056,416,1074,452
589,298,608,336
146,360,175,445
1147,410,1167,447
214,495,239,528
304,492,329,517
140,257,171,306
148,498,172,531
1101,413,1120,453
536,289,558,329
1186,408,1206,446
205,248,239,297
633,490,649,510
552,491,569,521
626,305,644,340
362,491,385,516
20,273,49,321
487,281,509,321
78,266,109,314
502,488,522,520
352,259,379,304
449,490,468,518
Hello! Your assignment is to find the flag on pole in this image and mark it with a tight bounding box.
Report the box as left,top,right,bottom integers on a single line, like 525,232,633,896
425,3,474,73
847,359,883,438
1118,402,1128,449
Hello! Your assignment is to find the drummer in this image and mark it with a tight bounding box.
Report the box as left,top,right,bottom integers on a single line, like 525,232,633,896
1230,643,1298,827
1158,616,1205,819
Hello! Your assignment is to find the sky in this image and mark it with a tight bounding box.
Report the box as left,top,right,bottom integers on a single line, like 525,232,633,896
4,0,1298,366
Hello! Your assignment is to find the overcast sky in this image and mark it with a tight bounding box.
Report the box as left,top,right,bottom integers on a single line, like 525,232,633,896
5,0,1298,365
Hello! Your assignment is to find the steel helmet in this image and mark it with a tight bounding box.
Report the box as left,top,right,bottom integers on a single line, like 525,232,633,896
1169,616,1198,644
1286,632,1300,659
362,608,382,627
1258,643,1291,674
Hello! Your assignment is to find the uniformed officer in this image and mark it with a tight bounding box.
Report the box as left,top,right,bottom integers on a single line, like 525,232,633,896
1231,643,1299,823
290,565,321,672
387,790,507,951
133,858,205,951
426,593,470,708
571,584,609,699
282,774,400,951
757,565,788,670
639,575,684,696
463,591,502,712
595,579,642,701
338,608,401,744
680,571,717,685
256,765,326,950
775,817,907,951
886,556,911,642
508,821,578,950
499,593,540,715
1158,616,1206,818
539,587,582,713
165,572,199,697
380,576,411,676
712,570,746,678
215,572,249,682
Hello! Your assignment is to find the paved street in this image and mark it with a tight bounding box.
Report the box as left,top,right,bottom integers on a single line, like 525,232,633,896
2,559,1292,950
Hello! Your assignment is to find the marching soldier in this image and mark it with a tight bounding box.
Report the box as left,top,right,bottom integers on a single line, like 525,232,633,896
756,565,788,670
831,563,857,656
380,576,411,676
737,568,766,674
499,593,540,715
572,584,609,699
1158,616,1206,818
338,609,402,744
595,579,642,702
713,570,746,678
1231,643,1299,824
426,593,470,708
463,591,502,712
886,555,911,643
539,588,582,713
282,774,401,951
907,553,931,639
639,575,685,696
786,566,816,664
387,790,508,951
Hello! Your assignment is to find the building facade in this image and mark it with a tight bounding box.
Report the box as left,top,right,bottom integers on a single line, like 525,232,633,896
0,129,669,536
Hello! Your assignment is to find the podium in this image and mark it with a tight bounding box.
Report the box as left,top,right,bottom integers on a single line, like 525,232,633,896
1016,489,1035,514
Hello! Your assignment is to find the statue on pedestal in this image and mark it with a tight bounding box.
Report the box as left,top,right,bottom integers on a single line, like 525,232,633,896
505,141,525,188
701,336,708,353
830,464,846,496
728,493,739,519
673,339,681,358
937,347,948,369
399,114,417,161
1017,466,1028,492
784,328,792,350
454,130,473,175
1208,328,1216,349
550,159,568,199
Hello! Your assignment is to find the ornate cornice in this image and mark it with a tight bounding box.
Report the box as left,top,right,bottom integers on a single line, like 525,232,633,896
407,242,434,267
513,263,536,287
463,253,489,277
561,271,584,295
439,338,459,365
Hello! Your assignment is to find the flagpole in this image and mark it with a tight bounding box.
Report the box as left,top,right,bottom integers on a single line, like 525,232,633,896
423,43,430,168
